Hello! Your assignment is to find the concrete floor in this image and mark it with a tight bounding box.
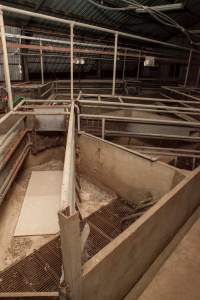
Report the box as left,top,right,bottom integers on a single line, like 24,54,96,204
138,215,200,300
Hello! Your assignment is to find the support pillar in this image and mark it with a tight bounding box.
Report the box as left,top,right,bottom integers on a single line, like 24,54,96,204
70,23,74,101
184,49,193,87
112,32,118,96
21,51,29,81
122,48,127,81
196,67,200,88
21,28,29,82
97,57,101,79
137,50,142,81
0,9,13,110
40,40,44,84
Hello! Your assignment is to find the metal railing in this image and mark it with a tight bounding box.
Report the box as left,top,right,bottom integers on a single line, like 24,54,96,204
60,101,76,214
0,4,194,111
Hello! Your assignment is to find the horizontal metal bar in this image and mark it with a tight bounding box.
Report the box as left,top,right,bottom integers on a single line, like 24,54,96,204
13,99,25,111
162,86,200,102
80,105,200,117
79,100,200,113
104,130,200,142
80,93,200,105
0,4,191,51
22,99,72,103
0,116,25,146
12,111,70,115
4,41,187,64
0,144,31,202
0,129,29,171
124,145,200,158
5,32,115,49
0,111,12,125
79,113,200,128
5,33,188,63
0,292,59,297
125,145,200,154
130,150,200,158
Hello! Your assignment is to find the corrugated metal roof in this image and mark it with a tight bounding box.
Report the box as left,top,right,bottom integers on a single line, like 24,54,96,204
0,25,22,80
1,0,199,77
1,0,200,46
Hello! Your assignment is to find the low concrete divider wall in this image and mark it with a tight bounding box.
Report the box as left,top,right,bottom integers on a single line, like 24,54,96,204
82,166,200,300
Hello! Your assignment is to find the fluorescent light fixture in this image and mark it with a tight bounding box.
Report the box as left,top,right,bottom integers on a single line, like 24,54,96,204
74,58,85,65
144,56,156,67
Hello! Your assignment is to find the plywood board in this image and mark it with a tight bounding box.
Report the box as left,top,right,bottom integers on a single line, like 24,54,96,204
14,171,62,236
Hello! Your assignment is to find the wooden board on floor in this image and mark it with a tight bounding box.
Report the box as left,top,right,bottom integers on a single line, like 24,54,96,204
14,171,62,236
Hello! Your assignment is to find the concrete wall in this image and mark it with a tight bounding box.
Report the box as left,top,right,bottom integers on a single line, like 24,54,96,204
35,108,65,131
78,133,184,203
82,165,200,300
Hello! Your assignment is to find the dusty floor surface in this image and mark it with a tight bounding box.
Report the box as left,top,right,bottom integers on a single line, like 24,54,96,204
78,174,117,218
138,216,200,300
0,147,65,271
0,146,117,271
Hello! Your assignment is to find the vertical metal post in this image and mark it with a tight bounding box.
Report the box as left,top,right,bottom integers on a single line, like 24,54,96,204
137,50,142,81
196,67,200,88
70,23,74,101
174,156,178,167
102,118,105,139
112,32,118,96
59,211,82,300
40,40,44,84
77,114,80,133
184,49,192,87
122,48,127,81
0,9,13,110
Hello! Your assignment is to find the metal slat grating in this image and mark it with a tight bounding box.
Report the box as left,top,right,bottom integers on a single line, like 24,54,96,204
0,237,61,293
0,198,147,294
87,198,136,239
82,225,110,262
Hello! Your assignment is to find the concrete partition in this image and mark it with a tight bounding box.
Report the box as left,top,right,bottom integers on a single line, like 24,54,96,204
78,133,184,202
81,163,200,300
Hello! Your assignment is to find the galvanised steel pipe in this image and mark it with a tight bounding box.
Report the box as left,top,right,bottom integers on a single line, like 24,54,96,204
70,23,74,101
40,40,44,84
112,33,118,96
78,100,200,113
0,9,13,110
0,4,193,52
79,113,200,128
184,49,193,87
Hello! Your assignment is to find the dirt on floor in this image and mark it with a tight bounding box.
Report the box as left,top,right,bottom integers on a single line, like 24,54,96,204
0,145,116,271
78,174,117,219
0,146,65,271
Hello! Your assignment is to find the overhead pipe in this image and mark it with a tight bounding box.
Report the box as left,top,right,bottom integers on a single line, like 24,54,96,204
0,9,13,110
0,4,193,52
5,32,189,60
40,40,44,84
3,42,190,64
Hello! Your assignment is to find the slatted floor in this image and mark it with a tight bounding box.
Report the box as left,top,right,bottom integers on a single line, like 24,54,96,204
0,238,61,293
0,198,145,294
